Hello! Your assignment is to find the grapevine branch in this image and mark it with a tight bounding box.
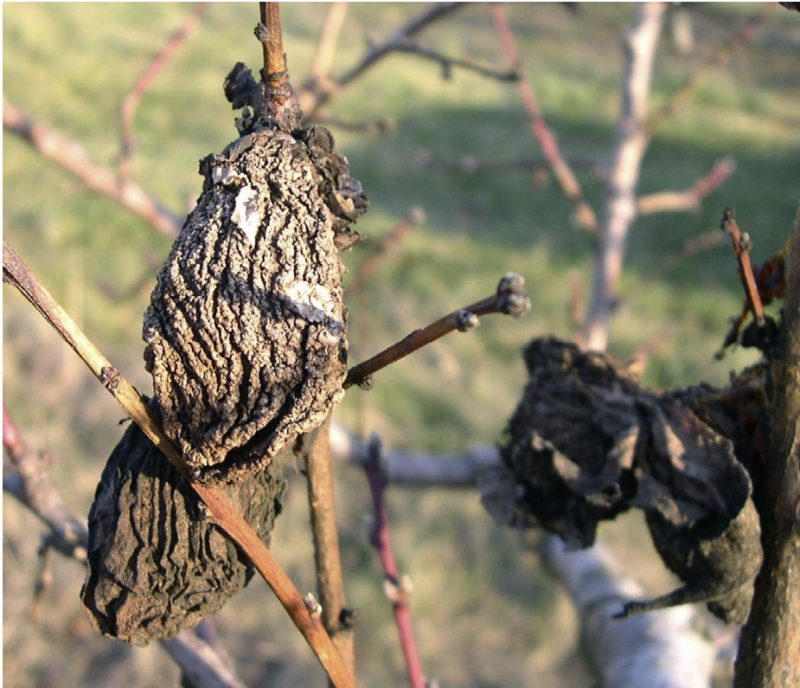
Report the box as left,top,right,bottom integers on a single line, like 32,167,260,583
2,241,355,688
364,436,427,688
344,273,531,389
3,99,182,238
120,3,208,179
491,4,598,234
300,416,356,678
299,2,465,118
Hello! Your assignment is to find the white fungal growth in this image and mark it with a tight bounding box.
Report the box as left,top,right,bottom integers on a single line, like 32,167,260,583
278,278,343,331
212,165,247,186
231,186,262,246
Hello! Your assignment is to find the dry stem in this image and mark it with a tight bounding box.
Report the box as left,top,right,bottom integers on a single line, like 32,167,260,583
582,3,666,352
311,3,349,81
645,7,770,138
344,273,530,389
299,2,464,118
637,158,735,216
3,241,355,688
120,3,208,179
364,436,427,688
4,100,182,238
491,4,598,234
302,416,356,678
721,208,765,326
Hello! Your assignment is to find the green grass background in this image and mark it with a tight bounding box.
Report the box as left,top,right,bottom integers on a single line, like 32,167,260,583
4,3,799,687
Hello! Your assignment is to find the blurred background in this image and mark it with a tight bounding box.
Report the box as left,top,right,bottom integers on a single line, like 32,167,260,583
4,3,799,686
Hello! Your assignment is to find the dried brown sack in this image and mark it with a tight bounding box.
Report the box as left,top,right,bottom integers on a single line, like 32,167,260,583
81,417,286,646
144,117,366,484
83,59,367,642
481,337,762,623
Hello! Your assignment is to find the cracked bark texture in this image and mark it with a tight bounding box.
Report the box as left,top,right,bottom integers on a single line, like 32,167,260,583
481,337,762,623
144,123,365,484
82,417,286,645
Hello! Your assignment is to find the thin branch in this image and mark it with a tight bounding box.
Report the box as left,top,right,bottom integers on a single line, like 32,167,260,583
119,3,208,179
344,273,530,389
540,536,716,687
721,208,765,326
3,406,88,560
2,407,249,688
299,2,464,118
301,416,356,678
310,3,349,82
4,99,182,238
645,7,770,138
637,158,735,216
329,421,498,487
582,3,666,352
364,436,427,688
491,4,598,234
2,242,355,688
259,2,287,79
308,114,396,136
163,633,249,688
391,40,518,82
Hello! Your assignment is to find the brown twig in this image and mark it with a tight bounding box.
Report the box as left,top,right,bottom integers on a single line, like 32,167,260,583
391,40,518,82
582,3,666,352
2,242,355,688
301,416,356,678
309,114,396,136
344,273,530,389
119,4,208,179
364,435,427,688
4,100,182,238
645,7,769,138
491,4,598,234
311,2,349,82
329,422,498,487
3,406,248,688
3,406,88,560
637,158,736,215
299,2,464,118
721,208,765,326
255,2,302,130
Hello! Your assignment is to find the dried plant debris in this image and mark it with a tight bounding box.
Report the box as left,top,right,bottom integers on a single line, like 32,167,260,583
84,59,367,643
143,67,367,485
82,418,285,645
481,337,762,623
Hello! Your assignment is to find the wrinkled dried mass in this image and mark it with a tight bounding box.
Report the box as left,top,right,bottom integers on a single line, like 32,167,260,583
482,337,762,623
82,419,285,645
143,124,365,483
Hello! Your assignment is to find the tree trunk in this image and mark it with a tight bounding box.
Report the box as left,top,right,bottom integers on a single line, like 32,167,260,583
734,210,800,686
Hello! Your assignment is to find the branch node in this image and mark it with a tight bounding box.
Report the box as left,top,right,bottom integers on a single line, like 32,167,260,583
496,272,531,317
338,607,360,630
304,592,324,619
455,309,479,332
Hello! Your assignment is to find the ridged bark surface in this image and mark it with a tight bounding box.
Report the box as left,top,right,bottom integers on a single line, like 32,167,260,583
144,125,363,483
81,418,285,645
